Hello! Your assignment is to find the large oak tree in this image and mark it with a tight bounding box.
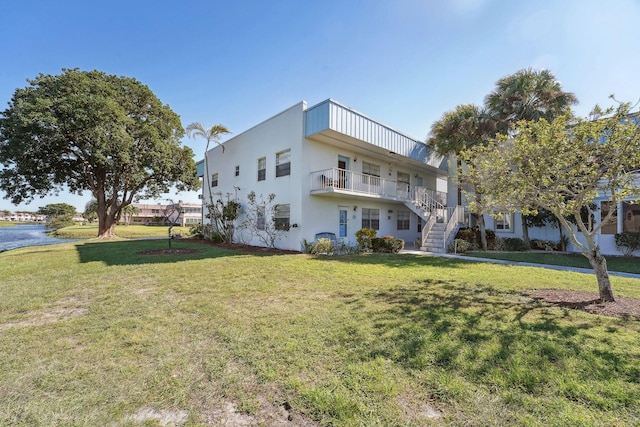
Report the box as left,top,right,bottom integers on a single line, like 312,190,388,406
0,69,199,238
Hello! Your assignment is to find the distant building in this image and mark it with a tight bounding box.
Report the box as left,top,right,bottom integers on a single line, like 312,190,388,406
123,201,202,226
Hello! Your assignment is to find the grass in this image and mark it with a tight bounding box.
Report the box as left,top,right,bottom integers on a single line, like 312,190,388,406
463,251,640,275
1,240,639,426
53,224,192,239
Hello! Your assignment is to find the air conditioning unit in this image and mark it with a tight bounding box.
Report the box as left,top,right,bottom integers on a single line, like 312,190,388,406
198,194,203,199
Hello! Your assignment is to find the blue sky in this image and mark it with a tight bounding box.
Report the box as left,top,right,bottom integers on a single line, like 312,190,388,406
2,0,640,212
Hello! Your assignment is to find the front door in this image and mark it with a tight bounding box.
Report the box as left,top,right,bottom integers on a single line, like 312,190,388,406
339,207,348,239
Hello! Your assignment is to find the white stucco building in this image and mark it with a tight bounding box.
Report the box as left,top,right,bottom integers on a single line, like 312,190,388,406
202,99,465,252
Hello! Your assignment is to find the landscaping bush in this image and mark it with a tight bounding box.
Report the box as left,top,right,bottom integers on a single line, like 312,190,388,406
455,227,495,249
615,232,640,257
371,236,404,253
448,238,472,253
496,237,529,251
530,239,557,251
355,228,377,251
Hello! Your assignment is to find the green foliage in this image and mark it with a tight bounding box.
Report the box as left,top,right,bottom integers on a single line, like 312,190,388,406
495,237,529,252
38,203,76,218
448,238,472,253
614,232,640,257
46,215,75,231
355,228,377,251
530,239,558,251
0,69,199,237
371,236,404,253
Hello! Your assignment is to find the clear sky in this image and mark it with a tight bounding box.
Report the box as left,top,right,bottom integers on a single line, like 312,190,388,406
1,0,639,212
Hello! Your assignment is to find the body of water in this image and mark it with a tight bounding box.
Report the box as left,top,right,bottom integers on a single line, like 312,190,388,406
0,224,77,252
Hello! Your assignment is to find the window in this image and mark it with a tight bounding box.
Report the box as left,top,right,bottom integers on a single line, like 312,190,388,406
211,173,218,187
276,149,291,177
362,208,380,230
623,202,640,232
235,165,240,176
417,217,422,233
600,201,617,234
397,210,410,230
362,161,381,186
274,204,290,230
495,212,512,231
258,157,266,181
257,206,266,230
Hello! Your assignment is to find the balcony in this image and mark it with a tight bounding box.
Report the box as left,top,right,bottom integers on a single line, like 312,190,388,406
310,168,446,204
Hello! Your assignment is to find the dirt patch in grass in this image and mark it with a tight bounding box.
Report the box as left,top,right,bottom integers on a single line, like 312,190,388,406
0,297,89,331
525,289,640,319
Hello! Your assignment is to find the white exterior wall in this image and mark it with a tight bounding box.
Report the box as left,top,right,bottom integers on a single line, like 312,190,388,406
205,102,307,250
203,100,447,251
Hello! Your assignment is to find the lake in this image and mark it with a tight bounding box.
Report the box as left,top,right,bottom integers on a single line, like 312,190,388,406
0,224,77,252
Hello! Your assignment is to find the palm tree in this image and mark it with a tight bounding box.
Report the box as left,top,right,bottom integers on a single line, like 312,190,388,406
486,68,578,135
428,104,494,250
185,123,231,228
485,68,578,245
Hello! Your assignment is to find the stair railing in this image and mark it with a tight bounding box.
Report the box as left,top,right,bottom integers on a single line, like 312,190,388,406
443,205,465,250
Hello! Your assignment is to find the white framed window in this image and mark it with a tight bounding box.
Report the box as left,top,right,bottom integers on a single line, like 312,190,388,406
495,212,513,231
211,173,218,187
274,204,290,230
397,210,410,230
235,165,240,176
276,149,291,177
362,161,381,186
362,208,380,230
257,157,266,181
257,206,265,230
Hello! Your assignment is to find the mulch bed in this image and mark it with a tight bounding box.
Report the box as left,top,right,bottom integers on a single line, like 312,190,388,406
525,289,640,319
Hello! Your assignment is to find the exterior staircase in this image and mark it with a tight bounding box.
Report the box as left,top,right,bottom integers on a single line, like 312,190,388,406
404,190,466,253
422,222,447,253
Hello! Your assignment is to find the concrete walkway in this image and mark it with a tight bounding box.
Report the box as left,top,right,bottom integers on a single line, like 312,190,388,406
400,250,640,280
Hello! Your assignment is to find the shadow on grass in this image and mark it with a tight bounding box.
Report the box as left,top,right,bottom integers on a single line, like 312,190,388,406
308,252,484,269
76,239,251,266
357,281,640,401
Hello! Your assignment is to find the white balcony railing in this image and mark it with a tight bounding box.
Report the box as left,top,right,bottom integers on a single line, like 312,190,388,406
310,168,445,202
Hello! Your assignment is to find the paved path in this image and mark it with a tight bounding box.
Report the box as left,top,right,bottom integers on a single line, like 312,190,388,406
400,250,640,280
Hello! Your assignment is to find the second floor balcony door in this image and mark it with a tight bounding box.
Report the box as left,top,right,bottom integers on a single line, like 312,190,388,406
338,156,349,189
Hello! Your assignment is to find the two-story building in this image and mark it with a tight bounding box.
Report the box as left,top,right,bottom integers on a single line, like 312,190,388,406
203,99,465,252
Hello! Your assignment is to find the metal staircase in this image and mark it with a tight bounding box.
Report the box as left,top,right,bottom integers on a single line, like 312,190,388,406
404,188,465,253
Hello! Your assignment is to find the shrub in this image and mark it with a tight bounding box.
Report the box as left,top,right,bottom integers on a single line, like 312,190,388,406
448,238,472,253
497,237,529,251
530,239,557,251
615,232,640,257
313,238,335,255
371,236,404,253
355,228,377,251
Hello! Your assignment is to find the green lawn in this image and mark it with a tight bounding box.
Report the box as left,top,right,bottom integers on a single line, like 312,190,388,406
1,240,639,426
463,251,640,275
53,224,192,239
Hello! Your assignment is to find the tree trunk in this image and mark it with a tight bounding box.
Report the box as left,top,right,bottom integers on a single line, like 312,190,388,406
97,220,116,239
587,250,615,302
477,214,488,251
522,220,530,248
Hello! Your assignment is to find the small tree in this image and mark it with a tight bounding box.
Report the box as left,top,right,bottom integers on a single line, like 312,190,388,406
38,203,76,230
121,204,140,226
205,191,241,243
83,199,98,224
467,102,640,302
242,191,292,248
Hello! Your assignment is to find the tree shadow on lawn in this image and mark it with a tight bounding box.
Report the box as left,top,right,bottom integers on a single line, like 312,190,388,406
357,281,636,392
75,239,272,266
309,252,484,269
